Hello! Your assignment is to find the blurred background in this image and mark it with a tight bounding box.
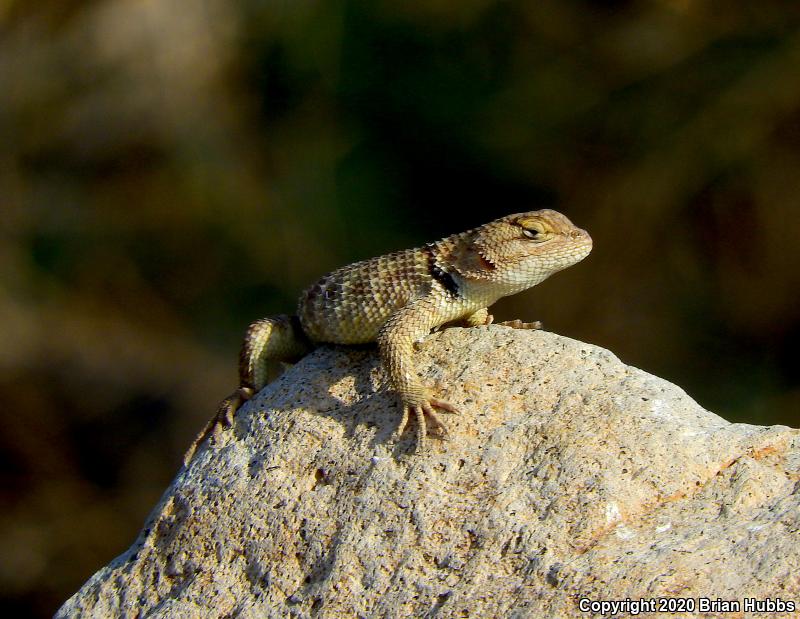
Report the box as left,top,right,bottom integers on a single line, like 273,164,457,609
2,0,799,615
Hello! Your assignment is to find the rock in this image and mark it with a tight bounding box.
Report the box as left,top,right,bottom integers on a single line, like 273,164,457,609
56,327,800,618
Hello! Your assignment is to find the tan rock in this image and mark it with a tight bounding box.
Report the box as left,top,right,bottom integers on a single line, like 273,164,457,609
56,327,800,618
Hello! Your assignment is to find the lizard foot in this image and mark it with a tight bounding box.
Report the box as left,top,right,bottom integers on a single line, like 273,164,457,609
182,386,254,466
395,397,459,453
497,319,543,330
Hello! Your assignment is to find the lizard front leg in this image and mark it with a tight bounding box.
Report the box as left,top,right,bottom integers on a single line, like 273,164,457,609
377,297,459,452
461,307,492,326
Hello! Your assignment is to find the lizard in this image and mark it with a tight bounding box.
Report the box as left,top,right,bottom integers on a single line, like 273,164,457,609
184,209,592,464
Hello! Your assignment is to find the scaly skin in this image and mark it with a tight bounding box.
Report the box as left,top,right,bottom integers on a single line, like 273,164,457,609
185,210,592,463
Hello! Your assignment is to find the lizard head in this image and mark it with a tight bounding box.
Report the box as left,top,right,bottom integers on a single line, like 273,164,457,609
456,209,592,287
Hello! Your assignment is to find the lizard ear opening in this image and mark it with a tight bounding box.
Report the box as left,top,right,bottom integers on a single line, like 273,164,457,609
470,227,503,269
446,229,498,278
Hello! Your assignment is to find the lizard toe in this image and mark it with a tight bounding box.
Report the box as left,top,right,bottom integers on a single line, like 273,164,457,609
429,397,459,414
395,400,453,451
183,387,255,466
422,402,449,439
413,405,427,453
395,404,411,440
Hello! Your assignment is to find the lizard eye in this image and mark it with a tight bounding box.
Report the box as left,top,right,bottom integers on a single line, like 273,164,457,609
522,228,539,239
515,216,548,240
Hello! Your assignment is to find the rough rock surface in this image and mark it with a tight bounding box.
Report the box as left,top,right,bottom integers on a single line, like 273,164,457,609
57,327,800,618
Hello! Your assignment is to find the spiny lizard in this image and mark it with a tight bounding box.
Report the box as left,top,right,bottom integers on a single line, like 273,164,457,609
185,209,592,463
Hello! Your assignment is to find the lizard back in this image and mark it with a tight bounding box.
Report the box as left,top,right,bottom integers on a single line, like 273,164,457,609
298,247,433,344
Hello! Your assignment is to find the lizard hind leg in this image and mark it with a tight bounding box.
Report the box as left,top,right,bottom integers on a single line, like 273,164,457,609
240,315,313,392
183,315,313,465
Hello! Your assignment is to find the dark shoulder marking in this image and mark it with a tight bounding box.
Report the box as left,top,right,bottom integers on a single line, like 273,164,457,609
424,244,460,298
